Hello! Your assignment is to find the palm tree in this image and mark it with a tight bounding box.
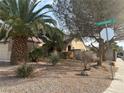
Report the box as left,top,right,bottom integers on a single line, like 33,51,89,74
0,0,56,65
39,24,64,56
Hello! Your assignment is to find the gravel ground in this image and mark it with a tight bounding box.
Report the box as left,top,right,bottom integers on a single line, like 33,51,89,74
0,60,116,93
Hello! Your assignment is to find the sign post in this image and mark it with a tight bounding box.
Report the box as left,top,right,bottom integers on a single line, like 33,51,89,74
96,18,116,80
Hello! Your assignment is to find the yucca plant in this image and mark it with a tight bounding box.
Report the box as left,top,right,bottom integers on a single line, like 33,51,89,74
0,0,56,65
16,64,34,78
49,52,60,66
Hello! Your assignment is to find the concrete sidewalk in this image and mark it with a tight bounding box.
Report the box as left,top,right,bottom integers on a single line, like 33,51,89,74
103,58,124,93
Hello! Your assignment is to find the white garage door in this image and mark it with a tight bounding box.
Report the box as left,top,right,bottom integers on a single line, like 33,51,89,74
0,43,11,62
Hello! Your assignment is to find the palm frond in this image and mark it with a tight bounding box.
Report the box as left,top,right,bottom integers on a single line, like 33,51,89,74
0,0,58,42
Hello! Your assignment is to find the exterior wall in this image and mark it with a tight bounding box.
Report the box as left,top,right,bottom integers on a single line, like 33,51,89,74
65,38,86,52
27,42,43,52
28,42,36,52
0,41,44,62
0,43,11,62
0,37,85,61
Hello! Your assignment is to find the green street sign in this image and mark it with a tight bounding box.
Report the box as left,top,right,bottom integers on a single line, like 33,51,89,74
96,19,116,26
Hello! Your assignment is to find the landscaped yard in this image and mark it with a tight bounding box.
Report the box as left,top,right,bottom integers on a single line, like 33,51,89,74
0,0,123,93
0,60,116,93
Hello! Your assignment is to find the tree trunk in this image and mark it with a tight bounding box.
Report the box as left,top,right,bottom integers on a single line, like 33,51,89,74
102,44,107,61
10,36,28,65
97,38,104,66
102,50,106,61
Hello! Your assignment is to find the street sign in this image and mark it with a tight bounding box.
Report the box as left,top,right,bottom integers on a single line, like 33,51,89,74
100,28,114,41
96,19,116,26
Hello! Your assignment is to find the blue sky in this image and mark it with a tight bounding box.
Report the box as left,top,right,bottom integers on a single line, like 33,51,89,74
35,0,54,13
36,0,53,6
35,0,56,22
35,0,60,28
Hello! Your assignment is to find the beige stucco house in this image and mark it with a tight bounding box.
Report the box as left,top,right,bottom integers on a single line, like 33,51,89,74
63,38,87,59
65,38,87,52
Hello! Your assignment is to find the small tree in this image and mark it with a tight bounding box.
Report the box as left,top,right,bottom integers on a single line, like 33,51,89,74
54,0,122,66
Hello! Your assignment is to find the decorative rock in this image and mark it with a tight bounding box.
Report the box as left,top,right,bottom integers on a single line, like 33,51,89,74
80,71,90,76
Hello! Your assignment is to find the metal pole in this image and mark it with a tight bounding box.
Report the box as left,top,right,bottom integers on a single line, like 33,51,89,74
105,25,109,41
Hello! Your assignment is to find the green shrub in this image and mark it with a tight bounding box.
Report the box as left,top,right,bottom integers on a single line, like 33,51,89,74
49,53,60,66
16,64,34,78
29,48,43,62
59,52,67,59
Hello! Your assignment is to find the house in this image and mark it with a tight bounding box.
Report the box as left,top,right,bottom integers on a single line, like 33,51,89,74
0,41,11,62
63,37,87,59
0,37,44,62
0,20,44,62
64,38,87,52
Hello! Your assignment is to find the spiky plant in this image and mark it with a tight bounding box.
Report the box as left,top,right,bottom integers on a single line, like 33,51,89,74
0,0,56,64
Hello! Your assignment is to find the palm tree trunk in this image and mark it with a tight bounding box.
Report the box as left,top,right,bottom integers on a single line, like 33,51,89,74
10,36,28,65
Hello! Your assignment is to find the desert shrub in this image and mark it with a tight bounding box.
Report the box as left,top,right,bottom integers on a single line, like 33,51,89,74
29,48,43,62
49,53,60,66
16,64,34,78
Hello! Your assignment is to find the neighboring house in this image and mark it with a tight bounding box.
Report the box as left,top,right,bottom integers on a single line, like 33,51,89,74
64,38,87,52
0,20,11,62
0,20,44,62
0,37,44,62
63,37,87,59
0,41,11,62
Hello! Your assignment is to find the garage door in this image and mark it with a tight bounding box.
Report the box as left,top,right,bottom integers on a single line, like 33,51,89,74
0,43,11,62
